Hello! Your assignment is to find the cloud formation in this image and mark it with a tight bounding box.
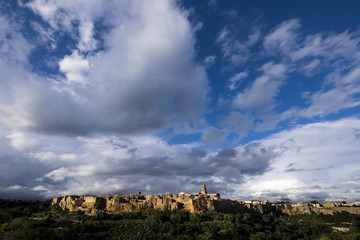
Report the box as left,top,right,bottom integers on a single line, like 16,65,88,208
202,126,227,147
1,1,360,203
3,115,359,202
215,16,360,133
0,132,278,199
0,0,208,136
235,118,360,202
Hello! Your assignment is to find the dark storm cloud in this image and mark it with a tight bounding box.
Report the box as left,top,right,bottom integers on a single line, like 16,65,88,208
0,187,44,201
30,136,282,199
237,143,276,174
0,156,48,186
285,166,333,173
205,143,278,179
254,189,330,203
189,179,236,196
188,148,207,158
207,148,237,167
0,63,207,136
300,192,330,203
254,192,293,202
0,155,53,200
0,0,209,137
217,148,237,159
95,155,217,178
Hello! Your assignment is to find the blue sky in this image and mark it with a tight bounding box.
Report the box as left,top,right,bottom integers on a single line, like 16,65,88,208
0,0,360,202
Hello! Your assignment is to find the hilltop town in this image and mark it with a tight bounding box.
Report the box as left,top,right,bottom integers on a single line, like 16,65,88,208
52,185,360,215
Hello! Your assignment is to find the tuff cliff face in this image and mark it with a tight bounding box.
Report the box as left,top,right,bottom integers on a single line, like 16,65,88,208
52,185,360,215
275,202,360,215
52,190,221,214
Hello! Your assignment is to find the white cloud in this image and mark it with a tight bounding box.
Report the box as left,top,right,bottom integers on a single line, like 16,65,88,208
301,59,321,76
233,118,360,202
299,66,360,118
59,51,90,85
293,31,360,119
342,66,360,84
26,0,58,23
0,0,209,135
203,55,216,67
30,152,79,163
234,63,286,111
233,75,272,110
293,31,360,65
33,186,49,192
262,19,360,71
263,18,301,55
44,167,71,182
260,19,360,122
290,34,323,60
78,21,97,51
25,0,107,32
7,185,27,190
260,61,287,78
0,15,33,63
232,62,287,130
216,26,261,66
6,132,41,151
227,71,248,90
214,18,360,133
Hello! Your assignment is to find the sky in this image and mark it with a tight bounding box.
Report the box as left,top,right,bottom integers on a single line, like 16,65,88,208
0,0,360,203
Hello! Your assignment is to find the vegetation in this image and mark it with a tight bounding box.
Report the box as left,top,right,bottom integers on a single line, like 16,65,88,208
1,199,360,239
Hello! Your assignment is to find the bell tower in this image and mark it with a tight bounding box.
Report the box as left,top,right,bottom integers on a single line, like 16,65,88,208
201,185,207,194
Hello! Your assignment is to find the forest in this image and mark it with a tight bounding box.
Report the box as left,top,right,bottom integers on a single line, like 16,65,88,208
1,199,360,240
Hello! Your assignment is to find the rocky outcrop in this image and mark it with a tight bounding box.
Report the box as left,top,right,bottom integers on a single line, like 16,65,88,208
274,202,360,215
52,185,224,214
52,185,360,215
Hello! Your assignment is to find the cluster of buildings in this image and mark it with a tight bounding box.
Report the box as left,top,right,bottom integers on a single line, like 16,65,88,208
52,185,360,215
52,185,221,214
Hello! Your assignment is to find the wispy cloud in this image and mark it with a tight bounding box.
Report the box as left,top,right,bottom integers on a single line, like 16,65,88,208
263,18,301,56
227,71,248,90
232,62,287,130
216,25,261,67
235,118,360,202
220,17,360,131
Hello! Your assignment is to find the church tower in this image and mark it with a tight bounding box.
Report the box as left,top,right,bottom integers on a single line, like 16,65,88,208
201,185,207,194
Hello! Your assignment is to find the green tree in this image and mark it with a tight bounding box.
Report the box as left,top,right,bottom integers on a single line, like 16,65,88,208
190,213,200,223
350,216,360,233
250,232,270,240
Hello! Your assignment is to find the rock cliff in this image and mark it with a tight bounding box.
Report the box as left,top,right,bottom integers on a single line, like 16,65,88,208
52,185,360,215
52,185,225,214
275,202,360,215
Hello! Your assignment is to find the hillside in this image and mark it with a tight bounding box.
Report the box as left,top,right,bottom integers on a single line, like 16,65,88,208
1,198,360,239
